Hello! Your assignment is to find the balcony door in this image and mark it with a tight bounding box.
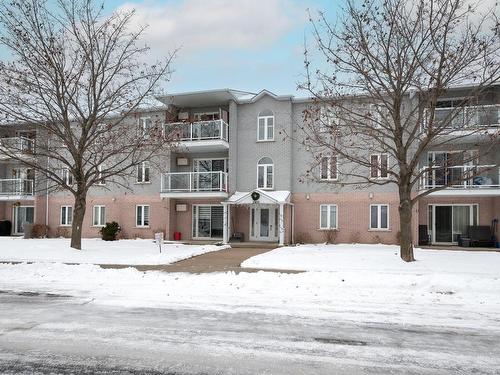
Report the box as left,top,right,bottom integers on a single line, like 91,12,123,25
428,151,477,187
13,206,35,235
193,159,227,191
192,205,223,239
430,204,478,244
11,168,34,194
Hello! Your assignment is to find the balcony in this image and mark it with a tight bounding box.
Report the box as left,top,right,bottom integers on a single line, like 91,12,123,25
420,165,500,196
160,171,228,198
164,119,229,152
0,179,34,200
424,105,500,130
0,137,35,160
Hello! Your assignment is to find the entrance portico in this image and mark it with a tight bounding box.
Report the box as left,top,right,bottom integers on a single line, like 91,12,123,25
222,190,292,246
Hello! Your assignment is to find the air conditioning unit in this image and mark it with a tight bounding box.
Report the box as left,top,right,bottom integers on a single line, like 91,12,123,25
178,112,189,120
176,204,187,212
177,158,189,166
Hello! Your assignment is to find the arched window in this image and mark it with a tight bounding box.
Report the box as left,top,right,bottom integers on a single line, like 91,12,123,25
257,110,274,141
257,157,274,189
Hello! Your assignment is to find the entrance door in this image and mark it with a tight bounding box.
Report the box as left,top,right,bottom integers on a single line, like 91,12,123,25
13,206,34,235
250,206,278,242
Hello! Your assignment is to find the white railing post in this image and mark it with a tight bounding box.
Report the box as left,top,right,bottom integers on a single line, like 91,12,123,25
189,172,193,192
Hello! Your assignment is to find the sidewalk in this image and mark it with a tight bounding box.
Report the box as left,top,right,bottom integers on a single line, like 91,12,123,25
100,246,302,274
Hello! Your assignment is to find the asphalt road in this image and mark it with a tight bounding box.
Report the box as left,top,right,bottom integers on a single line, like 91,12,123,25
0,290,499,375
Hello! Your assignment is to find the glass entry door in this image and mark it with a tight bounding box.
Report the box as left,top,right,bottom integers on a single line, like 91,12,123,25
13,206,35,235
250,206,279,242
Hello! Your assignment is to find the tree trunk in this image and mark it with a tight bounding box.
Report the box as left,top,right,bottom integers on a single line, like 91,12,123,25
70,190,87,250
398,187,415,262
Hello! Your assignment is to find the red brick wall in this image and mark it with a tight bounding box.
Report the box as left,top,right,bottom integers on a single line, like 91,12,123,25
291,192,407,245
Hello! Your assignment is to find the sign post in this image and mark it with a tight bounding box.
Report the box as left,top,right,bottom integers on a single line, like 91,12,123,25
155,232,164,254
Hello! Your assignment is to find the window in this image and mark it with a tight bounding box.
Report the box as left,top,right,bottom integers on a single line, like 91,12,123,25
257,157,274,189
136,205,150,227
370,154,389,179
96,165,105,185
139,117,152,138
320,204,338,229
60,206,73,226
92,205,106,227
257,110,274,141
319,106,339,132
320,156,338,180
62,168,73,185
136,162,150,183
370,204,389,230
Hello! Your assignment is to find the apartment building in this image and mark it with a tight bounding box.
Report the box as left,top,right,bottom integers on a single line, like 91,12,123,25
0,86,499,246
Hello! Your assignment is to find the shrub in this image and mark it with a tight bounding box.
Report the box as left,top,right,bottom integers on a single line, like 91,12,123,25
295,232,312,244
31,224,49,238
56,227,71,238
322,229,338,244
349,231,361,244
99,221,121,241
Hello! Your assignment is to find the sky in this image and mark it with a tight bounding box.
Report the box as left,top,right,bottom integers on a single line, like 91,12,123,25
101,0,341,96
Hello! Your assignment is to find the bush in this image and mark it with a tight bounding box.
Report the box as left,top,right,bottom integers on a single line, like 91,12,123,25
31,224,49,238
56,227,71,238
322,229,338,244
99,221,121,241
295,232,312,244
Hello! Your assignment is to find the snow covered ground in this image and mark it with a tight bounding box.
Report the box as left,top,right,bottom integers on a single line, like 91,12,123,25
0,237,228,265
241,243,500,274
1,243,500,372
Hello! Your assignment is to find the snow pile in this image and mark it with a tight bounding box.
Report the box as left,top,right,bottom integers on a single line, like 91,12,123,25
241,243,500,275
1,258,500,329
0,237,228,265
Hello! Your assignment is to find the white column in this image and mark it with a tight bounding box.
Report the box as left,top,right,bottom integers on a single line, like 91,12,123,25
227,204,231,243
223,203,229,244
279,203,285,246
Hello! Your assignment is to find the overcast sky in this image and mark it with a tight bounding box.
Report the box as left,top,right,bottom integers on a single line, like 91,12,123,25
102,0,339,95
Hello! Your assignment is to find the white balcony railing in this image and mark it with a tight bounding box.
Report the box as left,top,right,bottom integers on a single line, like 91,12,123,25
161,171,228,193
0,179,34,196
420,165,499,189
164,119,229,142
424,105,500,130
0,137,35,154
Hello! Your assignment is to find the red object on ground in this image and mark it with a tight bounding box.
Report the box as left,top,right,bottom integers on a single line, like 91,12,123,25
173,231,181,241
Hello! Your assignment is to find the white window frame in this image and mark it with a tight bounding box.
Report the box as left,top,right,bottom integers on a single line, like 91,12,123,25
139,117,152,139
96,164,106,185
257,113,274,141
60,205,73,227
62,168,73,186
92,205,106,227
257,158,274,190
320,156,338,181
370,153,389,179
369,204,389,230
136,205,150,228
136,161,150,183
319,204,338,230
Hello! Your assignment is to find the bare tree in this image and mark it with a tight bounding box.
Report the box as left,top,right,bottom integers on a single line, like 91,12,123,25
299,0,500,261
0,0,176,249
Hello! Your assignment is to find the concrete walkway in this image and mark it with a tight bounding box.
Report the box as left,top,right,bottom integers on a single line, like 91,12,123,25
101,246,302,274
